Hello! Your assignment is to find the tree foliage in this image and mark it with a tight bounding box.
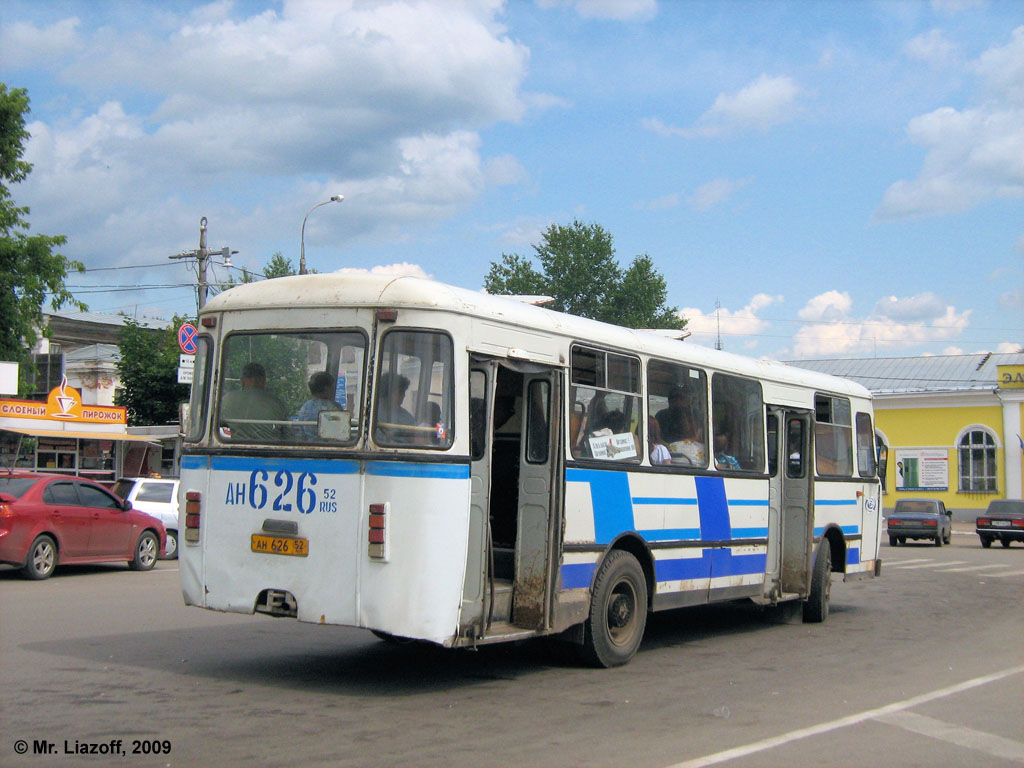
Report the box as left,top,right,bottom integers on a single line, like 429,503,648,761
483,220,686,330
0,84,85,393
115,315,193,426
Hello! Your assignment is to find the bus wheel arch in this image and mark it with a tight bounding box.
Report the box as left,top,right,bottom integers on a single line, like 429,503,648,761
803,527,843,623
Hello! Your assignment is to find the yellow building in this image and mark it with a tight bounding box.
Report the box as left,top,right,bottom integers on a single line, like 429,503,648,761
795,353,1024,517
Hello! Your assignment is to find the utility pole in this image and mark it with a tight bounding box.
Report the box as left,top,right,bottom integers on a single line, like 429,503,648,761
169,217,235,313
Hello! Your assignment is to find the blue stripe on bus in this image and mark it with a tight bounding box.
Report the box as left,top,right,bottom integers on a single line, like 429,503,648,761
561,562,597,589
815,499,858,506
814,525,860,536
365,461,470,479
695,476,731,541
638,528,702,541
632,496,698,506
848,547,860,565
181,455,207,470
560,549,768,590
655,551,767,581
208,456,360,474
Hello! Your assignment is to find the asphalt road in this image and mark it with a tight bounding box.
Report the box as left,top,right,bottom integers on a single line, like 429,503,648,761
1,531,1022,768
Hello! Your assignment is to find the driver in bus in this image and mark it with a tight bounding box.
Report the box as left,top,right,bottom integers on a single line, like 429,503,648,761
378,372,415,426
220,362,288,441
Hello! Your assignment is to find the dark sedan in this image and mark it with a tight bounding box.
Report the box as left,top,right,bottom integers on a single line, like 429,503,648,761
0,472,166,579
886,498,952,546
976,499,1024,548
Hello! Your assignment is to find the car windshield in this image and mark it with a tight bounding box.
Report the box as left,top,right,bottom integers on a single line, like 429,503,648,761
0,476,37,498
895,501,937,515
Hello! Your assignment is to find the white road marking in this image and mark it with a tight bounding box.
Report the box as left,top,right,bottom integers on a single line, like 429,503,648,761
875,710,1024,763
936,563,1010,573
888,561,937,569
889,560,968,570
663,664,1024,768
985,569,1024,578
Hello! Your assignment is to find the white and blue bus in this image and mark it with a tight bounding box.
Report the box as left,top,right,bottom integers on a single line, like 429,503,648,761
179,274,882,666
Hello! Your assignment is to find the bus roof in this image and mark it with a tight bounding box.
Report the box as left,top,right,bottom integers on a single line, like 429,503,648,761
203,273,871,401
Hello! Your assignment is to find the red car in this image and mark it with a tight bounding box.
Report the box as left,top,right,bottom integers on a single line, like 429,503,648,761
0,472,166,580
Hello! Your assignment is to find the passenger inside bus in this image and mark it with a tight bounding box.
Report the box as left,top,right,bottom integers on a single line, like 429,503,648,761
378,372,415,427
294,372,341,439
648,416,671,465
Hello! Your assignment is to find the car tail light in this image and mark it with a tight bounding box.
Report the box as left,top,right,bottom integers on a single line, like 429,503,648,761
977,518,991,526
184,491,201,544
368,502,389,561
1013,520,1024,529
923,519,937,527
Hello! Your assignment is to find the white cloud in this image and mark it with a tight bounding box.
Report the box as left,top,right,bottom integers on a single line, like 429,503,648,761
12,1,532,268
0,17,80,68
798,290,852,322
536,0,657,21
872,292,948,321
333,262,430,278
633,193,680,211
904,29,958,66
876,26,1024,219
788,291,972,358
681,294,783,352
687,177,753,212
644,74,801,139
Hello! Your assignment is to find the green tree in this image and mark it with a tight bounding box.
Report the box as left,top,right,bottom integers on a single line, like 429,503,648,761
115,315,193,426
0,84,85,393
484,220,686,330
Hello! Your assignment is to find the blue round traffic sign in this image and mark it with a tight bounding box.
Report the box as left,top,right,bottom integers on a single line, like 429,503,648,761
178,323,198,354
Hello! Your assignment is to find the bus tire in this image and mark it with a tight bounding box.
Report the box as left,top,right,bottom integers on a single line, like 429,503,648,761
803,539,832,623
579,550,647,668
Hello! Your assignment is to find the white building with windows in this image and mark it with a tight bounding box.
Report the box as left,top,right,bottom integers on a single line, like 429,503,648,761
793,353,1024,517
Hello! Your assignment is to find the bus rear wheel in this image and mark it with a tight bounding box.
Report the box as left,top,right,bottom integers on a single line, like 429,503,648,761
803,539,832,623
579,550,648,668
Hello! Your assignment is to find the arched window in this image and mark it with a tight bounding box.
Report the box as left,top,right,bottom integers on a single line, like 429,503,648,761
958,428,997,492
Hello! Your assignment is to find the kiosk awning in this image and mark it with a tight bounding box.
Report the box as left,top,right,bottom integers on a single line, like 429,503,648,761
2,427,161,444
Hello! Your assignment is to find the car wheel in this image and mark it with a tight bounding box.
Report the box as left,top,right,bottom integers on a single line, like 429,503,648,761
22,535,58,580
934,533,943,547
578,550,648,668
980,536,992,548
1000,538,1011,548
889,535,898,547
944,532,951,545
898,537,906,545
163,529,178,560
129,530,159,571
803,539,832,623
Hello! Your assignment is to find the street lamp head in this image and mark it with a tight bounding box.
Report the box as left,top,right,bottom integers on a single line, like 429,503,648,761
299,194,346,275
330,194,345,203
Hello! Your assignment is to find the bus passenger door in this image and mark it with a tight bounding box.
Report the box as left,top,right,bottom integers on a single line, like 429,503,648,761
512,369,561,630
767,407,814,598
463,364,495,635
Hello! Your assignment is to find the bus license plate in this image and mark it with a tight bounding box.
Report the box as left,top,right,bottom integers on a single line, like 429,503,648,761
251,534,309,557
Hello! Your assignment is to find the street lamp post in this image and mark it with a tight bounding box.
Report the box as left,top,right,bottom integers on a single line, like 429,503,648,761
299,194,344,275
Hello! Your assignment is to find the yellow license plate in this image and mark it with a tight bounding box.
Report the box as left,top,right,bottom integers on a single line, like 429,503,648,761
251,534,309,557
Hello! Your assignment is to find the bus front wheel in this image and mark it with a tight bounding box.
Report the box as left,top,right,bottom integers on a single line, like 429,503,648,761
579,550,648,668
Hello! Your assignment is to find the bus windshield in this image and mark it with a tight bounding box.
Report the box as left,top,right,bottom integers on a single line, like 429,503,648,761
215,330,366,445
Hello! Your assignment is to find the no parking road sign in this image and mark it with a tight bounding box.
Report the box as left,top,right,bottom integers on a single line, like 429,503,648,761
178,323,198,354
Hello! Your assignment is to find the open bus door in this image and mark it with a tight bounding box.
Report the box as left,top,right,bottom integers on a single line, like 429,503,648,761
464,359,562,638
766,407,814,600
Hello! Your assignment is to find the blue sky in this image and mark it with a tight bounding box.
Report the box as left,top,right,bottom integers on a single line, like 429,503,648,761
2,0,1021,360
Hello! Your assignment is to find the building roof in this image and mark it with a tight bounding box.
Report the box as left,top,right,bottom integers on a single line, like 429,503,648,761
789,352,1024,395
